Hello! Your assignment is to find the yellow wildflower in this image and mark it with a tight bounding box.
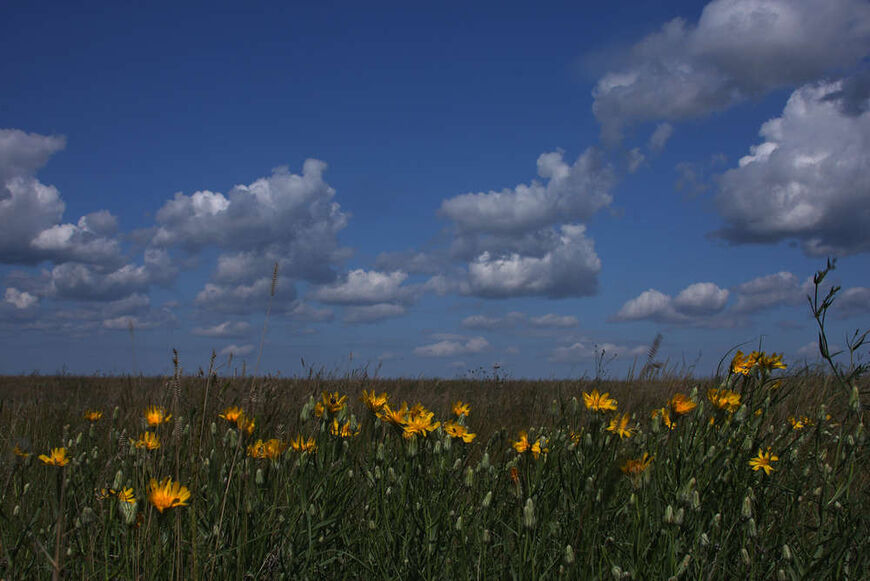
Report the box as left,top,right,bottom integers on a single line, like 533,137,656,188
583,389,617,412
530,438,548,459
38,447,69,467
606,413,635,439
135,432,161,450
512,431,547,458
289,434,317,453
321,391,347,414
452,401,471,417
402,410,440,439
444,421,476,443
758,352,786,371
707,388,741,413
117,487,136,504
788,416,812,430
668,393,697,415
408,402,427,419
247,438,287,459
378,402,409,428
749,449,778,475
235,413,256,436
144,405,172,426
218,406,244,423
83,409,103,422
651,407,675,430
12,444,31,458
148,477,191,513
621,453,653,476
313,401,325,418
730,350,756,375
360,389,389,413
512,431,532,454
330,419,359,438
98,487,135,503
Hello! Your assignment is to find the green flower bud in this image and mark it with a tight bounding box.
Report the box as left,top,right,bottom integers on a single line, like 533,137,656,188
112,470,124,491
564,545,575,564
119,500,138,525
664,505,674,524
523,498,536,529
741,496,753,519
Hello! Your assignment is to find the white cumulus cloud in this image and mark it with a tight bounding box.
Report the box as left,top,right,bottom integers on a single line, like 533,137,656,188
314,269,411,305
592,0,870,142
463,224,601,298
715,79,870,255
414,336,490,358
192,321,253,338
440,149,613,235
4,287,38,309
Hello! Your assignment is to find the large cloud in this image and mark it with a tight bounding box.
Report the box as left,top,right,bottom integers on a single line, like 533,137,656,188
152,160,349,284
440,149,613,235
0,129,128,267
408,148,614,300
592,0,870,142
731,271,811,314
715,79,870,256
0,129,67,263
462,224,601,298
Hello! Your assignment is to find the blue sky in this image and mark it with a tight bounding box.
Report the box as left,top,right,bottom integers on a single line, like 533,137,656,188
1,0,869,378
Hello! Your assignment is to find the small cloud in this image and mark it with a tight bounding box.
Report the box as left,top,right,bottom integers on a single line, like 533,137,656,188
219,344,255,357
4,287,38,309
191,321,253,338
528,313,579,328
460,314,506,329
550,341,646,363
414,336,490,358
648,123,674,152
343,303,406,324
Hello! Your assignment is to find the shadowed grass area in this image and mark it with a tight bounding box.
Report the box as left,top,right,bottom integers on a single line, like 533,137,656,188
0,361,866,579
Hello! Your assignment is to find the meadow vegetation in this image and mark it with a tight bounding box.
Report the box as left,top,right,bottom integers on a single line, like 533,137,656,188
0,262,867,580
